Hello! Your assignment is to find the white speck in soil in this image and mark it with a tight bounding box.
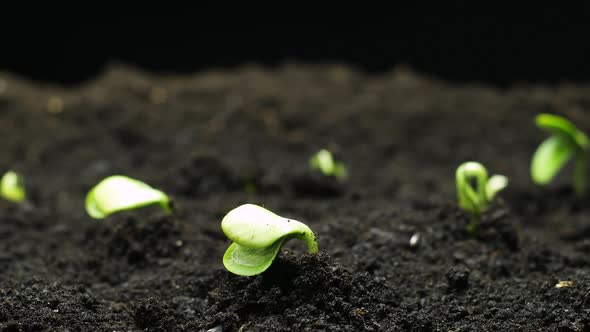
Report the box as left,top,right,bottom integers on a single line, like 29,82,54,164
555,280,574,288
410,233,420,247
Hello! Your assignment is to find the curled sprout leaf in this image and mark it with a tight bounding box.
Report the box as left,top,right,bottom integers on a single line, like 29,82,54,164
221,204,318,276
531,113,589,196
456,162,488,216
85,175,171,219
456,162,508,234
486,175,509,201
531,135,575,184
536,113,589,149
0,171,26,203
309,149,347,181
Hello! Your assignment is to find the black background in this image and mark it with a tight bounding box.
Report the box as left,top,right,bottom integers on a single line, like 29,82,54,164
1,11,590,87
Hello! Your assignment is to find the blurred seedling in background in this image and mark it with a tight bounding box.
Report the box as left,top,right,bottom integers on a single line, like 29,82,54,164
309,149,347,181
0,170,26,203
85,175,172,219
531,113,589,196
221,204,318,276
456,162,508,235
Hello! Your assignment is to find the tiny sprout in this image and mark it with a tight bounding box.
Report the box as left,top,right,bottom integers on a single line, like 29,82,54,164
0,171,26,203
221,204,318,276
531,113,589,196
456,162,508,234
85,175,171,219
309,149,347,181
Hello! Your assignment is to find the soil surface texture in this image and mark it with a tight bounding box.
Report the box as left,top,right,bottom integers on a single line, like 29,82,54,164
1,65,590,331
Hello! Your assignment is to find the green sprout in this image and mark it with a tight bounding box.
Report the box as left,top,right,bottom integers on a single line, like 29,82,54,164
531,113,589,196
309,149,347,181
0,171,26,203
221,204,318,276
456,162,508,234
85,175,171,219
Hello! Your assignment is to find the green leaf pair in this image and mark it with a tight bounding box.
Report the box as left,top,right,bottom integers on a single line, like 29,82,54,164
85,175,171,219
531,114,589,196
456,162,508,234
221,204,318,276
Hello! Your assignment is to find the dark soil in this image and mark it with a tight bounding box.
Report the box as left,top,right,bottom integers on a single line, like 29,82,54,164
1,64,590,331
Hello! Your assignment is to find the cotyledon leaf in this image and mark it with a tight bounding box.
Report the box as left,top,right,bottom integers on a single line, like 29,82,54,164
221,204,314,249
531,135,576,185
486,174,509,201
86,175,171,219
223,239,285,276
536,113,589,149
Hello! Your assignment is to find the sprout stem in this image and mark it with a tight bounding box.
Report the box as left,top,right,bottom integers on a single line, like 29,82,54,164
574,153,587,197
296,225,319,254
467,216,477,236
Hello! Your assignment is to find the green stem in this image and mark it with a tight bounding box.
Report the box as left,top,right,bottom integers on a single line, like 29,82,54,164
467,210,480,237
467,219,476,236
297,226,319,254
573,152,587,197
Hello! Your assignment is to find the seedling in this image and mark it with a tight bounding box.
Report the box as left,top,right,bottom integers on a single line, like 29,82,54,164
456,162,508,234
0,171,26,203
221,204,318,276
85,175,171,219
531,113,589,196
309,149,347,181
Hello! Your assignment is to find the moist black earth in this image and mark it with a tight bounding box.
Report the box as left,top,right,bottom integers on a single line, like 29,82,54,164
1,64,590,331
